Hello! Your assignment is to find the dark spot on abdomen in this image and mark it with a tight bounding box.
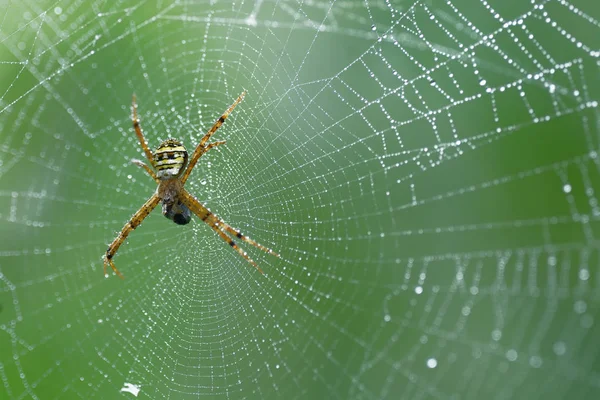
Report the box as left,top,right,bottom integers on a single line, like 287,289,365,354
174,213,190,225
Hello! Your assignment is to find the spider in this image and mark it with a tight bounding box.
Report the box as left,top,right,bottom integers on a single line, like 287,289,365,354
103,91,279,279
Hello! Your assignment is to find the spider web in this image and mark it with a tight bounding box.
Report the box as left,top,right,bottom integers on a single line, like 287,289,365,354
0,0,599,398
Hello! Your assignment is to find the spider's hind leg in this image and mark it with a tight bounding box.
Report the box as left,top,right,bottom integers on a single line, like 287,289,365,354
179,189,279,274
218,221,280,257
209,224,264,274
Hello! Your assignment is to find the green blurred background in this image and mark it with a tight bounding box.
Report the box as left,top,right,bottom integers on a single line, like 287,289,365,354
1,0,599,399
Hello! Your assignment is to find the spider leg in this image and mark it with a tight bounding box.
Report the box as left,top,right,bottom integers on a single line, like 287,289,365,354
210,224,263,274
218,222,280,257
180,91,246,184
104,193,161,278
131,158,159,183
180,189,278,274
204,140,227,153
132,94,155,165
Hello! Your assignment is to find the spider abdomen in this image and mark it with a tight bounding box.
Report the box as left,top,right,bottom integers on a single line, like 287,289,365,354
162,200,191,225
154,139,188,179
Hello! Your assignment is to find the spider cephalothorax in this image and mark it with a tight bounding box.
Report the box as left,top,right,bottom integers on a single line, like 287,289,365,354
103,92,279,278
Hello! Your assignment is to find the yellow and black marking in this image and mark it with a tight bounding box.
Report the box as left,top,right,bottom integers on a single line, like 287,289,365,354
154,139,188,179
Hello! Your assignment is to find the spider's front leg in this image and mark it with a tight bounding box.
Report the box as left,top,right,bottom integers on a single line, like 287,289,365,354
132,159,159,183
180,91,246,184
132,94,155,165
104,193,161,278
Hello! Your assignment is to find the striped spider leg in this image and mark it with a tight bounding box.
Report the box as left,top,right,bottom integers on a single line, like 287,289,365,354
132,93,155,165
103,91,279,278
104,194,161,278
103,95,161,279
180,91,246,184
179,189,280,274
